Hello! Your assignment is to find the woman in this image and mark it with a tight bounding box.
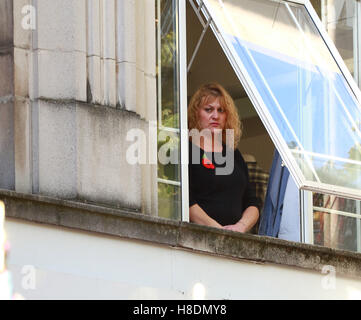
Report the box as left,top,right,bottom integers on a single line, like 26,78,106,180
188,83,261,232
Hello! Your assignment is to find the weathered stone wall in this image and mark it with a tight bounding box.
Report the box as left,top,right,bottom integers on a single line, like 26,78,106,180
0,0,158,215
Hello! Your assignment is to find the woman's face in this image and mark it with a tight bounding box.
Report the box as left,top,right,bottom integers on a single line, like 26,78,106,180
198,96,227,133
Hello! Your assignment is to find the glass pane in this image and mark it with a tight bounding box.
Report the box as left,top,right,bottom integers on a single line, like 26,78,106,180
157,129,180,181
324,0,356,77
204,0,361,195
156,0,181,220
158,182,181,220
158,0,179,128
313,192,361,252
310,1,360,253
310,0,357,79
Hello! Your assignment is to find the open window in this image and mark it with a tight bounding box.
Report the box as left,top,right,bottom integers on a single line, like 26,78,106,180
186,0,275,228
195,0,361,200
156,0,361,249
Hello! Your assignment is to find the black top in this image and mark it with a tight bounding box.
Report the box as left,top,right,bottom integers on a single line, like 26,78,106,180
188,141,261,226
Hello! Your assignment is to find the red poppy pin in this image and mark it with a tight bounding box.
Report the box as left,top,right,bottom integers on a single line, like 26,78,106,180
202,154,215,169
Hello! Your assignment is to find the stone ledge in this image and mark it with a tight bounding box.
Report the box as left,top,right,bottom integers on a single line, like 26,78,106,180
1,188,361,279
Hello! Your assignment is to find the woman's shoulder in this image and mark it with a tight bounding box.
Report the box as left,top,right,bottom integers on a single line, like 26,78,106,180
189,140,202,152
233,147,247,166
188,140,204,163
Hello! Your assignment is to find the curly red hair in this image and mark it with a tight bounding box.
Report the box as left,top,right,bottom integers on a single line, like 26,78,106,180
188,83,242,149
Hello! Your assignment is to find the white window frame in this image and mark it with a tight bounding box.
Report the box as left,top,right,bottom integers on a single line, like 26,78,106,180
179,0,190,222
156,0,187,221
303,0,361,249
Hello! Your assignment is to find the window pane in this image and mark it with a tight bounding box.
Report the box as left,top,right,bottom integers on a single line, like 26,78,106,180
156,0,181,220
313,192,361,252
324,0,356,77
204,0,361,196
311,0,357,79
310,1,360,253
157,130,180,182
158,0,179,129
158,182,181,220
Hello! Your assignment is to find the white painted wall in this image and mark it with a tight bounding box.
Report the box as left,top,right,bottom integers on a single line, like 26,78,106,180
5,218,361,300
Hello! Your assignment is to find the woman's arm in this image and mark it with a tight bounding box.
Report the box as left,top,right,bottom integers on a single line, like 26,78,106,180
189,204,223,229
223,206,259,233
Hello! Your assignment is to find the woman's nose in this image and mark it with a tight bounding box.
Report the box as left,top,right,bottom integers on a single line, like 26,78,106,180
211,110,219,119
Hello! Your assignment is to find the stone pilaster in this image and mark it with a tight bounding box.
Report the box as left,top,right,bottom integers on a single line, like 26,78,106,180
1,0,158,215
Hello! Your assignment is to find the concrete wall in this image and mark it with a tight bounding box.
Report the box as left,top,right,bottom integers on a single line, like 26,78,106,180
6,218,361,300
0,0,158,215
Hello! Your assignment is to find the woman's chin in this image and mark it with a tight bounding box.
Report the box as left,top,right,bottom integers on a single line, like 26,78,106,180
210,127,223,133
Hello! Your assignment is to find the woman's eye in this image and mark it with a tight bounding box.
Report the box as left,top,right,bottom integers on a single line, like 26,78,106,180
218,108,225,113
205,108,212,112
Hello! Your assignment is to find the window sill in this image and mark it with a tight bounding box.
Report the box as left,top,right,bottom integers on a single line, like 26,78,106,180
1,188,361,279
